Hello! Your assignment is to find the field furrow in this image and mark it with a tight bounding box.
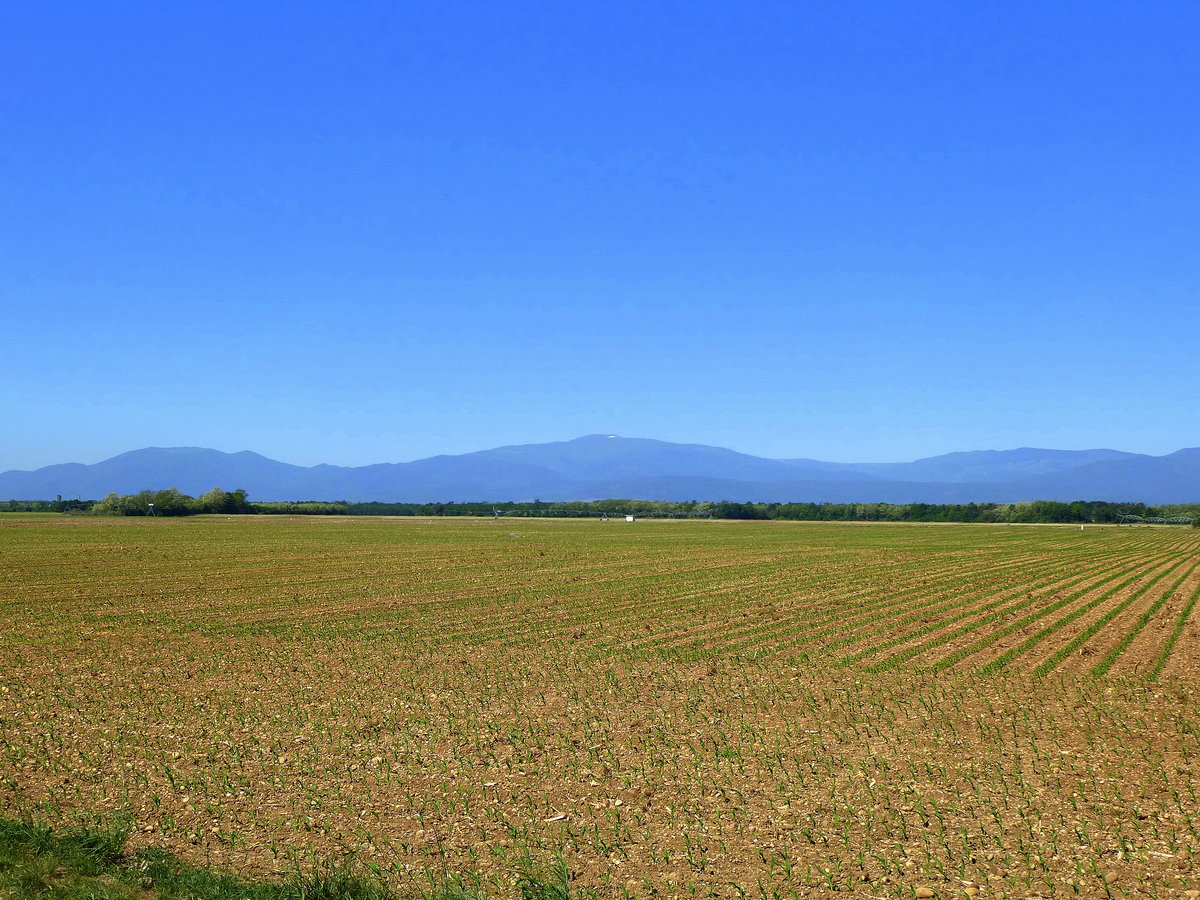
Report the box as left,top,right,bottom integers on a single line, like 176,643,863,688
4,515,1200,900
1081,558,1200,677
976,551,1193,673
854,548,1167,672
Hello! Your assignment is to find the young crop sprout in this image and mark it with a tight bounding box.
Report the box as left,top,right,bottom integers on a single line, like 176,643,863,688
2,517,1198,897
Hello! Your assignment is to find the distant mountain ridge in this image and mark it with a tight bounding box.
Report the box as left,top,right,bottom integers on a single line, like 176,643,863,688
1,435,1198,504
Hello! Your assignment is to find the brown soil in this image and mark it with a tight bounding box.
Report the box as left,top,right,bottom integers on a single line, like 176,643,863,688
5,517,1200,898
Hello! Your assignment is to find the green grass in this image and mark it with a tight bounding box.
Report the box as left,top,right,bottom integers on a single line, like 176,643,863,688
514,853,572,900
0,816,141,900
0,818,590,900
0,818,426,900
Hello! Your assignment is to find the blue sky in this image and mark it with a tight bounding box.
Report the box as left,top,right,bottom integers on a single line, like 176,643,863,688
3,1,1198,470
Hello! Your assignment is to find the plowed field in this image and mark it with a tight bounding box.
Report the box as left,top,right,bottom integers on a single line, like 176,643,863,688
3,515,1199,898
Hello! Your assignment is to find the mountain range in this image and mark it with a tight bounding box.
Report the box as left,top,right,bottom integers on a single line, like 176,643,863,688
2,435,1199,504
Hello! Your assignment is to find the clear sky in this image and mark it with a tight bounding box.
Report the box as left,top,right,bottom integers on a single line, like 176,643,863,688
3,1,1198,471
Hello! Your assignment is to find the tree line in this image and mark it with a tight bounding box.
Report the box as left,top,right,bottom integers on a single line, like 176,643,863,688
49,487,253,516
6,490,1196,524
343,498,1199,523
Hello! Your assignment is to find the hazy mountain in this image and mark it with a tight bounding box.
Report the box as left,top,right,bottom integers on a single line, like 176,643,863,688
1,436,1197,504
823,447,1147,484
556,475,1013,505
458,434,879,483
0,448,317,501
1016,448,1200,503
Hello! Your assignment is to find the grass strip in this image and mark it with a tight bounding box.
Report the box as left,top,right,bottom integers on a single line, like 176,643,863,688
0,817,578,900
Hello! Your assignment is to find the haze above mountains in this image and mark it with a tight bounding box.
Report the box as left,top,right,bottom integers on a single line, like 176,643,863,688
2,436,1199,505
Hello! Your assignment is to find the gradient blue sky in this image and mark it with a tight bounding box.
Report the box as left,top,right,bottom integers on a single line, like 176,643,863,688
3,1,1198,470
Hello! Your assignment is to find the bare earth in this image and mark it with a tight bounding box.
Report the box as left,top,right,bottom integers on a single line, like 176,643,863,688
2,515,1198,898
